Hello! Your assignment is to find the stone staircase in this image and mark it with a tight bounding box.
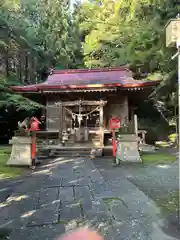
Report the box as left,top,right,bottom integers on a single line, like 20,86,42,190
65,133,75,146
37,145,103,159
49,147,91,157
90,133,101,147
36,148,51,160
37,131,103,159
64,131,102,148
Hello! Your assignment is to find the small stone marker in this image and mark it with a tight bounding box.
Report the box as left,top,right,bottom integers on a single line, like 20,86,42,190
116,134,142,162
7,136,32,166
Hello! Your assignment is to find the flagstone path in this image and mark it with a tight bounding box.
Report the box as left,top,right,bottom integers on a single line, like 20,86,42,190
0,157,179,240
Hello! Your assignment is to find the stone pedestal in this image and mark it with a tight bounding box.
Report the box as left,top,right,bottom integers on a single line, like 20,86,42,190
7,136,32,166
76,127,89,142
116,134,142,163
90,148,103,157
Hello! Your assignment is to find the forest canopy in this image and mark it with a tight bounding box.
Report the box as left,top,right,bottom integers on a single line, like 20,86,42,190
0,0,179,121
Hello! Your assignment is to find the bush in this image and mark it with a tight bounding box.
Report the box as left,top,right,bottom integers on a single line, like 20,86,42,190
138,118,169,145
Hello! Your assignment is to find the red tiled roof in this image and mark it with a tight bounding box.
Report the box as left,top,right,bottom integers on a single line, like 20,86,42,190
10,67,160,92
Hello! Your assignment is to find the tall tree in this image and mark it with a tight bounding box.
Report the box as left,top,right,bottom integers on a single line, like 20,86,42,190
78,0,180,120
0,0,83,110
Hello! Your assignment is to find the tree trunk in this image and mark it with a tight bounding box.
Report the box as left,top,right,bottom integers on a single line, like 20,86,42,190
176,105,179,146
30,56,34,83
18,50,22,82
5,50,9,77
4,30,10,77
25,53,29,84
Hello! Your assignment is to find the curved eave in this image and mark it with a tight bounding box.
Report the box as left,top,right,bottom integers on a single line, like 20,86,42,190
10,80,161,93
10,85,39,92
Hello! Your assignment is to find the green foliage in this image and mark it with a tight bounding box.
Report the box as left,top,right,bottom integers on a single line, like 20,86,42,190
0,75,44,110
0,146,25,179
0,0,83,111
78,0,179,120
140,151,177,165
0,0,179,120
30,0,82,68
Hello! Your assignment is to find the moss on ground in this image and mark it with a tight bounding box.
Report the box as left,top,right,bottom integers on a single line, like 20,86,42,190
155,190,179,216
0,146,25,179
103,197,121,210
140,151,177,165
57,220,69,224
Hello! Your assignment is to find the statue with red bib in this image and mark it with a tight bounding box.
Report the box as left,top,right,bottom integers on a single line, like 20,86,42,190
29,117,40,169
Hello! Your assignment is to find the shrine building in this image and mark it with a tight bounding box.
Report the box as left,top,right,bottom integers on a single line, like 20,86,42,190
11,67,160,155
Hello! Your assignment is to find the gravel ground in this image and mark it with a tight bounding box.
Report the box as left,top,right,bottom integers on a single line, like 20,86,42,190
93,157,180,239
121,161,180,238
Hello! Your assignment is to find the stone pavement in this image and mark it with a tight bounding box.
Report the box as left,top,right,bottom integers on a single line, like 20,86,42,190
0,157,179,240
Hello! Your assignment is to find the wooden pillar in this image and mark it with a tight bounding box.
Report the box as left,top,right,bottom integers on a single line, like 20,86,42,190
134,114,138,136
99,103,104,147
62,106,66,132
131,108,134,121
59,102,63,142
46,102,50,130
142,131,145,144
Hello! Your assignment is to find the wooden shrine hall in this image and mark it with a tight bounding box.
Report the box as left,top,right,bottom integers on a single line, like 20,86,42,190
11,67,160,155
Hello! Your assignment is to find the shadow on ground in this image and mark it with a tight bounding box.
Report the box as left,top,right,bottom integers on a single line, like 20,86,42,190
93,158,180,239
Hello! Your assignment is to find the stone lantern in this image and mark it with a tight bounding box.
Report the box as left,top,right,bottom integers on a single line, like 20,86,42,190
165,18,180,47
165,17,180,148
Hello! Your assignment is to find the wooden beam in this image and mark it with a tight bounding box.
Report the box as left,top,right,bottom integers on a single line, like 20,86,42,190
55,100,107,107
43,88,116,93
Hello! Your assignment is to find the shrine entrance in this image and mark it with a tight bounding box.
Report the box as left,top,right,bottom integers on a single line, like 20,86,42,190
56,100,107,147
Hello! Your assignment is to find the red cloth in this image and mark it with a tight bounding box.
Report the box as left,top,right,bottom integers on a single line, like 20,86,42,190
29,117,40,160
112,130,116,157
29,118,40,131
31,135,36,159
109,116,120,130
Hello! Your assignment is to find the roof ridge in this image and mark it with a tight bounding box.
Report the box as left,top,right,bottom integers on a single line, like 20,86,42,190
52,66,130,74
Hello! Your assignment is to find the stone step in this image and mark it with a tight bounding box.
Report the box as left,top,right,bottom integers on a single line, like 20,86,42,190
39,153,100,158
68,137,75,141
91,140,101,144
49,152,90,157
65,142,74,145
91,136,100,140
66,142,75,145
37,146,103,157
66,140,74,143
91,140,100,143
51,150,91,155
49,149,92,157
139,144,156,152
37,155,49,160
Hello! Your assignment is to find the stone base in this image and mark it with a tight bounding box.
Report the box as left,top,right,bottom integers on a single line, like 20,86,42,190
116,134,142,163
139,144,156,152
90,148,103,157
7,136,32,166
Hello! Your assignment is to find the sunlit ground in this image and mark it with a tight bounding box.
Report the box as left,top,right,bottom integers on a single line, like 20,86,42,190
156,133,177,148
0,146,25,179
140,151,177,165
